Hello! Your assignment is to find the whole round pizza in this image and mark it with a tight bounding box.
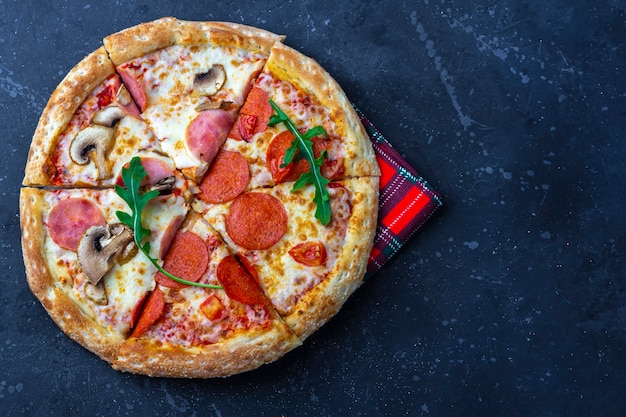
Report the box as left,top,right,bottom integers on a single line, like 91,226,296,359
20,17,380,378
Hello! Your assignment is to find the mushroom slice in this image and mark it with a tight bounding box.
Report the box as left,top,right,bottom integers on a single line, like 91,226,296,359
92,106,125,127
85,282,108,306
145,175,176,195
69,125,115,180
193,64,226,97
77,223,136,286
195,100,233,112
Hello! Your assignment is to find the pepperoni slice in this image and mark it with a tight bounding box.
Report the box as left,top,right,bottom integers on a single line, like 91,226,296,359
216,255,268,305
117,65,147,112
48,198,106,251
155,231,209,289
266,131,329,184
130,286,164,338
225,193,288,250
288,242,328,267
198,151,249,204
186,109,234,164
229,87,272,140
130,293,148,329
236,254,260,286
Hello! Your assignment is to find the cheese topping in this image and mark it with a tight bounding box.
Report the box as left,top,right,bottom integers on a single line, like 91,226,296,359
146,216,273,346
43,188,188,335
222,71,347,190
195,180,352,315
51,75,121,185
120,43,267,176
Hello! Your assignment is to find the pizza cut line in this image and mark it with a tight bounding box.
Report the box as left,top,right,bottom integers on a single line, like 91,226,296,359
20,17,380,378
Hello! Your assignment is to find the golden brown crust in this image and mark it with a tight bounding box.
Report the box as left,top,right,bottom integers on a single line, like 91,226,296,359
283,177,379,340
103,17,179,65
113,319,300,378
178,20,284,54
266,42,381,178
23,47,115,186
19,188,125,362
104,17,284,66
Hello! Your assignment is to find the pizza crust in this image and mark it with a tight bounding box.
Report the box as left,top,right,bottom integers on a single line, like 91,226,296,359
113,318,301,378
282,177,379,340
23,47,115,186
20,188,125,362
103,17,284,66
265,42,381,179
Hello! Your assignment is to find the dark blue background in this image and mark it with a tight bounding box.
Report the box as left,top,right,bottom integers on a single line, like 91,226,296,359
2,1,625,416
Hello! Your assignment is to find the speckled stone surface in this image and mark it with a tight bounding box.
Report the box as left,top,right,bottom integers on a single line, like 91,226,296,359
2,1,625,416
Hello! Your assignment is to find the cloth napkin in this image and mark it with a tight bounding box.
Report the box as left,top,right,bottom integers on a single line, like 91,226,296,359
354,107,443,279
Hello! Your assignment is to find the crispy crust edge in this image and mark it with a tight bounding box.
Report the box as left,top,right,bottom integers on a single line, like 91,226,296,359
103,17,285,65
283,176,379,340
19,188,125,362
266,42,381,178
112,317,301,378
23,47,115,186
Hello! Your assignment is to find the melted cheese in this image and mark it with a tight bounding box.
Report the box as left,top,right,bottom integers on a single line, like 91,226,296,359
195,180,351,316
123,43,267,176
52,76,157,186
43,188,189,335
145,215,273,346
221,71,346,190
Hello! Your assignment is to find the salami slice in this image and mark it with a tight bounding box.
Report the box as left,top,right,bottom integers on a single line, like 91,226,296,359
225,193,288,250
158,214,185,259
186,109,234,164
155,231,210,289
116,157,176,187
198,150,250,204
117,65,147,112
48,198,106,251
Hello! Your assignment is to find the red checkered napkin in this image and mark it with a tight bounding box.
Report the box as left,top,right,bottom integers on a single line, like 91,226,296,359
354,107,443,279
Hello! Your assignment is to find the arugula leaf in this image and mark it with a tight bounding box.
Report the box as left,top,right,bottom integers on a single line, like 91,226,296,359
268,99,332,225
115,157,221,289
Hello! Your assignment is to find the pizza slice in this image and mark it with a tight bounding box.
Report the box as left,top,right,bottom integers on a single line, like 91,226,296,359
19,168,189,361
193,176,379,340
22,47,170,187
113,211,301,378
220,42,380,191
103,17,284,182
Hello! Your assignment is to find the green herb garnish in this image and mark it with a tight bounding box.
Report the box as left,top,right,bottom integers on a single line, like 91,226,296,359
115,157,221,289
268,99,331,225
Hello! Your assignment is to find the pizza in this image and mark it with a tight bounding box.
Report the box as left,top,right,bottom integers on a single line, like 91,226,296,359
20,17,380,378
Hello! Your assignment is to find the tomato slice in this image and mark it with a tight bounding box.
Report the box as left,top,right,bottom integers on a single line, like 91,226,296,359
266,131,331,184
288,242,328,267
200,294,228,321
238,114,257,141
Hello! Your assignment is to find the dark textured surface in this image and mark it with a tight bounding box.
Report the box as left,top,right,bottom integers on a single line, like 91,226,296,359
2,1,625,416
